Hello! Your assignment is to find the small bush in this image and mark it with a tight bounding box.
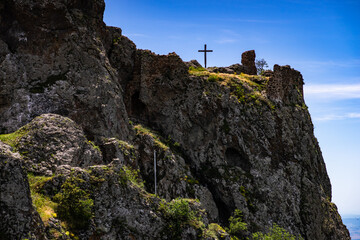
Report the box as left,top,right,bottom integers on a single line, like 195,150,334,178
252,224,303,240
118,166,144,189
160,198,194,221
203,223,228,239
159,198,200,239
53,176,93,230
207,75,224,82
226,209,248,239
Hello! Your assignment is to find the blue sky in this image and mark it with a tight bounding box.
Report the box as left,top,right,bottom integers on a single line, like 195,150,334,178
104,0,360,216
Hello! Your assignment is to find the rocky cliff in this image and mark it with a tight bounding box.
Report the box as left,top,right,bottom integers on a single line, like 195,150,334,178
0,0,350,239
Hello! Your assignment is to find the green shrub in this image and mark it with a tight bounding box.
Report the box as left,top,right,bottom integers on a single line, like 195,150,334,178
252,224,303,240
226,209,248,239
53,176,93,230
203,223,228,239
118,166,144,189
207,75,224,82
159,198,200,239
160,198,194,221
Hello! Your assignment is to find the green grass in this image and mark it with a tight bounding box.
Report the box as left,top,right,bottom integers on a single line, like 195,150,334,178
189,66,207,72
252,224,303,240
188,68,275,109
0,127,29,149
134,124,169,151
87,140,101,153
28,173,57,223
118,165,145,189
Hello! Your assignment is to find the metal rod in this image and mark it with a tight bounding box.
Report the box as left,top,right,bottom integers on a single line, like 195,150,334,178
154,150,157,195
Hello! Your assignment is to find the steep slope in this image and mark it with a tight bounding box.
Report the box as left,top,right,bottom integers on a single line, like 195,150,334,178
125,51,349,239
0,0,350,239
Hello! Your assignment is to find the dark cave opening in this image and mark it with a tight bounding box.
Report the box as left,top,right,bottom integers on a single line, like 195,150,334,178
225,147,251,172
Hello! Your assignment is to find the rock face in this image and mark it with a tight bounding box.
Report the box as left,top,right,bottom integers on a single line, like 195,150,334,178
241,50,257,75
124,50,349,239
267,65,304,103
0,141,45,239
0,0,350,240
0,0,131,141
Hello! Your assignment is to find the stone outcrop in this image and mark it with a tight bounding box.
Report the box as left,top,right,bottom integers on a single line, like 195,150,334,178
0,141,45,239
241,50,257,75
8,114,103,176
185,59,203,69
0,0,350,239
207,57,255,75
124,50,349,239
0,0,131,141
266,65,304,103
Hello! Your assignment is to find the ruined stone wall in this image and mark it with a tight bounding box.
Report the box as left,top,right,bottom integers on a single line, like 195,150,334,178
266,64,304,104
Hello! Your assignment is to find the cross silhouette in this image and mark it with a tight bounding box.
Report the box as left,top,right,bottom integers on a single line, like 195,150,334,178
198,44,213,68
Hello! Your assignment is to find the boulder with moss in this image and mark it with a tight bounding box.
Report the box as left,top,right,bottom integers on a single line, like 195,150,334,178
0,114,102,175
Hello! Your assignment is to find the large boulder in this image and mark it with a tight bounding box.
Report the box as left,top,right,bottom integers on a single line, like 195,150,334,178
3,114,103,175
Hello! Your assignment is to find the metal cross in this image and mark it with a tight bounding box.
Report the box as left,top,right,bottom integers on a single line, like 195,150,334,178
198,44,213,68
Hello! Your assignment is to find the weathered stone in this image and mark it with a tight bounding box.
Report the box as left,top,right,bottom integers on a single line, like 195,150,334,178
185,59,203,69
266,64,304,103
208,66,235,74
241,50,257,75
0,0,131,141
0,141,45,240
11,114,103,175
229,63,248,74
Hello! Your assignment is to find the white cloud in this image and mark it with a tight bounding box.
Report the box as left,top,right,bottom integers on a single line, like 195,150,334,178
215,38,238,44
304,83,360,100
314,113,360,121
126,33,149,38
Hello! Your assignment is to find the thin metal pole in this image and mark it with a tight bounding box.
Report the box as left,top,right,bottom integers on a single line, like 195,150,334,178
154,150,157,195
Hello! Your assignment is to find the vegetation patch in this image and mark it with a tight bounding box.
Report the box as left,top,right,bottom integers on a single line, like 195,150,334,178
203,223,229,239
53,174,94,231
188,66,207,72
189,68,274,109
87,140,101,153
226,209,248,239
116,139,136,161
159,198,204,239
0,127,30,149
118,165,145,189
28,173,57,223
252,224,303,240
134,124,169,151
